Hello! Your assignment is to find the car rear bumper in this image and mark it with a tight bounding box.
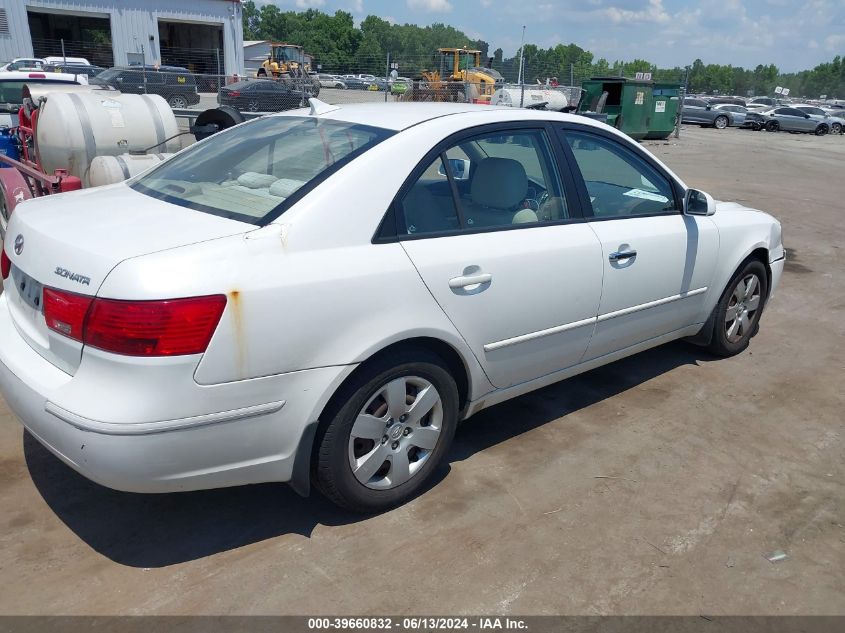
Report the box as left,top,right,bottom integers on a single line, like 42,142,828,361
0,293,352,493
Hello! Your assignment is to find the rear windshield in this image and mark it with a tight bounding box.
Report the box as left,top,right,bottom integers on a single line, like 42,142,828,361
131,116,394,224
0,79,77,108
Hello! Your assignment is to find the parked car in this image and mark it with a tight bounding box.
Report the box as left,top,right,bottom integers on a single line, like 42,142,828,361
708,97,746,107
0,71,86,128
218,79,306,112
750,97,776,107
317,74,346,89
0,58,46,72
0,102,784,512
342,74,373,90
43,63,106,79
761,106,829,134
44,56,90,66
682,98,734,128
90,65,200,108
793,104,844,134
711,104,751,127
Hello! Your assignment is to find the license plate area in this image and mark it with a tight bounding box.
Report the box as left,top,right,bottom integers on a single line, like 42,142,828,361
10,265,44,312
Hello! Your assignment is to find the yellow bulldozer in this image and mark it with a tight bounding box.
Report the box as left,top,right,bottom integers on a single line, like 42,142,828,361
256,43,321,95
413,47,503,103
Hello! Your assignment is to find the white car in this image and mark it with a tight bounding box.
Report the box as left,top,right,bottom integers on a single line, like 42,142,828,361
0,58,46,71
0,101,785,512
44,56,90,66
317,73,346,89
0,71,87,128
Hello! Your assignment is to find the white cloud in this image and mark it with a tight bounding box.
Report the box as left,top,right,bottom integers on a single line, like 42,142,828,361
480,0,492,7
824,33,845,52
350,0,364,12
295,0,325,8
601,0,670,24
407,0,454,13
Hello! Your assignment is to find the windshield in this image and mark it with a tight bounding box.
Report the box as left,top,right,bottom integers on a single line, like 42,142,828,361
132,116,394,224
96,68,123,81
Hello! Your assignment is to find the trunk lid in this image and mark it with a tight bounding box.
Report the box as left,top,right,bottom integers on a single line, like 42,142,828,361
3,183,251,374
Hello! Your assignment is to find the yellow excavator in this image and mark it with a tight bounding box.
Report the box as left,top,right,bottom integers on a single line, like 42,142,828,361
256,43,320,95
415,47,503,103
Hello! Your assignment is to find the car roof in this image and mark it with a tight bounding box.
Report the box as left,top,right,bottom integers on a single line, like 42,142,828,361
274,101,611,133
0,71,84,82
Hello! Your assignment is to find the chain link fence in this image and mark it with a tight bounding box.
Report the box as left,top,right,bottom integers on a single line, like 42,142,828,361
18,43,687,116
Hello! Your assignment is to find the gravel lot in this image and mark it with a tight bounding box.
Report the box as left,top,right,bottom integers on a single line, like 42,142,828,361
0,124,842,616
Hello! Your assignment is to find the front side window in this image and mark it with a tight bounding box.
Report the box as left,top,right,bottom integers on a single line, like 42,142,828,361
565,131,677,219
133,116,393,224
397,129,567,236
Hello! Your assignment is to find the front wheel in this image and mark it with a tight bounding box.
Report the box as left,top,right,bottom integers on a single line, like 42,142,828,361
707,259,768,357
765,120,779,132
815,124,828,136
314,349,459,512
714,115,729,129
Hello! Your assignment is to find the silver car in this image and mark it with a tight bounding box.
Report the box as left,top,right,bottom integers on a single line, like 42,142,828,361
712,104,748,127
794,105,843,134
682,98,733,129
318,73,347,89
762,107,829,134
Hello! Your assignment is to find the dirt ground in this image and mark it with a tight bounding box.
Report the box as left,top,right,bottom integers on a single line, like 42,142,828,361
0,125,842,616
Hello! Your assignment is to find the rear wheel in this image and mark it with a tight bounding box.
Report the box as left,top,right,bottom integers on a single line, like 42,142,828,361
832,122,842,134
314,349,459,512
714,115,729,129
707,259,768,357
167,94,188,109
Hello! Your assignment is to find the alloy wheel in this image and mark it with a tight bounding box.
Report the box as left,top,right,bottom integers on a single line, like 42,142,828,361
725,273,761,343
348,375,443,490
715,116,728,129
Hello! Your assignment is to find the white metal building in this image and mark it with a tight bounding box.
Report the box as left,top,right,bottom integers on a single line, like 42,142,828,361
0,0,244,75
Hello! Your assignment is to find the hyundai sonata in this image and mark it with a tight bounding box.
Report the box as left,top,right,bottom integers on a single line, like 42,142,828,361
0,100,784,512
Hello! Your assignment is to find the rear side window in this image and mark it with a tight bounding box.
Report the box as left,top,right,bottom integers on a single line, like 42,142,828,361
396,129,566,236
132,116,393,224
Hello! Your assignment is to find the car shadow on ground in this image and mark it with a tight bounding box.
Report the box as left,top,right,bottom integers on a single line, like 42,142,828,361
24,341,715,568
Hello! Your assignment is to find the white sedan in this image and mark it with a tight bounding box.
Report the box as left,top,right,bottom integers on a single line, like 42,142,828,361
0,101,784,512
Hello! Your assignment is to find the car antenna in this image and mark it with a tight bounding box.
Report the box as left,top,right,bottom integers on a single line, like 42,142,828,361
309,97,340,116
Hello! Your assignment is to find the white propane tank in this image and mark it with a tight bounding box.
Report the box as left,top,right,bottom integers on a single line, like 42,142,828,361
492,87,569,111
35,92,179,186
88,153,173,187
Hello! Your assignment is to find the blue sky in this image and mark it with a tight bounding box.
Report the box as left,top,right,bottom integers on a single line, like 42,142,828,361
264,1,845,71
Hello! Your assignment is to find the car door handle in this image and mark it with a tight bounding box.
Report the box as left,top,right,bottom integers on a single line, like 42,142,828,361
448,272,493,289
609,250,637,262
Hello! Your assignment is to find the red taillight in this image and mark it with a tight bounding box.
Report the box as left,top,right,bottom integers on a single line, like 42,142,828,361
1,249,10,280
27,73,47,79
227,90,241,97
84,295,227,356
43,288,93,341
43,290,226,356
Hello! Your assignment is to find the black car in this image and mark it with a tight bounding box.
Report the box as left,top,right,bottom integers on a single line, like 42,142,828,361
217,79,307,112
90,65,200,108
43,63,106,79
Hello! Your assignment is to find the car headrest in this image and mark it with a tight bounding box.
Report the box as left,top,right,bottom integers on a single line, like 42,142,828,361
470,158,528,209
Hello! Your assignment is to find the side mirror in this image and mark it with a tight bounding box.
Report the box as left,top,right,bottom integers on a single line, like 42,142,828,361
804,114,811,119
705,104,712,110
438,158,471,181
684,189,716,216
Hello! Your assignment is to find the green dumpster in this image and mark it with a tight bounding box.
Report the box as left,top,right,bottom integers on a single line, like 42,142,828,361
578,77,681,140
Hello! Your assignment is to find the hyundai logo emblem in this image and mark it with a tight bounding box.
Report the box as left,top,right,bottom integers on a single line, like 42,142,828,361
13,234,24,256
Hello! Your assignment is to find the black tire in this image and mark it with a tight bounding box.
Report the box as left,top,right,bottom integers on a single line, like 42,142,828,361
714,115,729,129
765,120,779,132
247,100,259,112
832,122,842,134
815,124,828,136
707,259,768,357
314,348,459,512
